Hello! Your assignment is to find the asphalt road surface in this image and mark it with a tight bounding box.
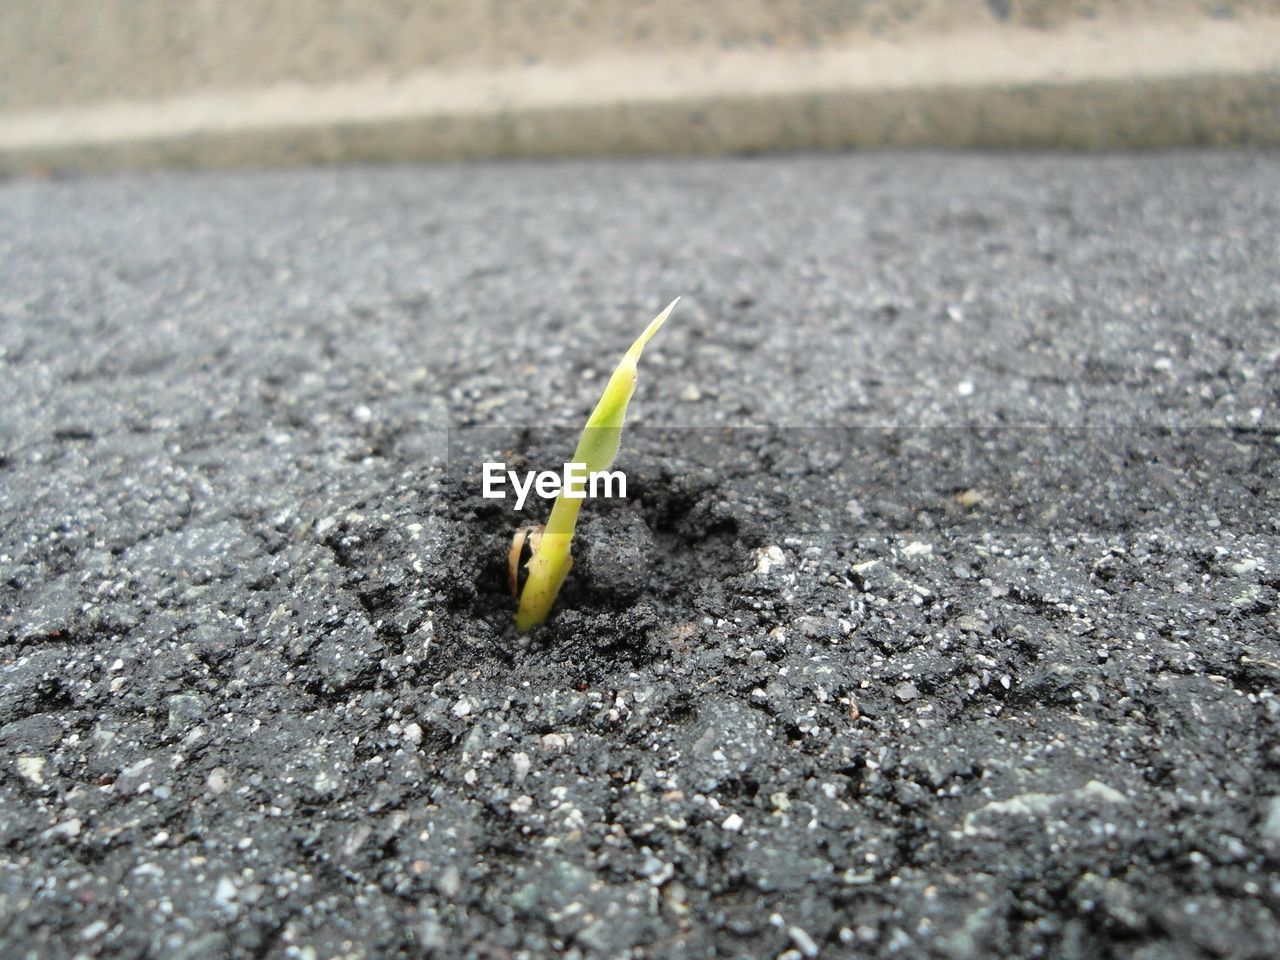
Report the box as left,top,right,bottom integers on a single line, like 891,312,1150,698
2,151,1278,959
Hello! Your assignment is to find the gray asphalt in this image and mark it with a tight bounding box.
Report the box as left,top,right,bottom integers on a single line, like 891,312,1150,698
1,152,1278,959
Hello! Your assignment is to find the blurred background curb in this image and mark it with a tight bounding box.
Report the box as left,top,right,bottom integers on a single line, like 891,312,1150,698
3,2,1279,172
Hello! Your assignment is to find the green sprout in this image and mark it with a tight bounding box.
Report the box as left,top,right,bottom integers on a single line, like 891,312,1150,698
511,298,681,631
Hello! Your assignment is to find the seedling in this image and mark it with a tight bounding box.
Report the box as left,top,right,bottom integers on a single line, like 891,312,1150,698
511,298,680,630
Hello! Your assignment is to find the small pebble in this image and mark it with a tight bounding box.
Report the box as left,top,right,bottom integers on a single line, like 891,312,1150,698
540,732,573,753
1261,797,1280,841
46,818,82,839
436,864,462,898
17,756,46,786
754,545,786,576
789,926,820,958
207,767,229,794
214,876,238,908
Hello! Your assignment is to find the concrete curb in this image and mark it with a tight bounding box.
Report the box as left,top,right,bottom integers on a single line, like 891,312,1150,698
3,17,1278,172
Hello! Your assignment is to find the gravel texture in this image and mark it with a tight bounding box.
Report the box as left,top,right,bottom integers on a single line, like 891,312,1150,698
1,151,1278,959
